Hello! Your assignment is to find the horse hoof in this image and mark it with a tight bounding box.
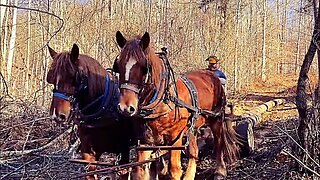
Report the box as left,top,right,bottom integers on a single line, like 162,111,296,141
214,173,226,180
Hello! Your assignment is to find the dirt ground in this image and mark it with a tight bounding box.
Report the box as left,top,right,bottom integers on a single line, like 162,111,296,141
0,74,315,179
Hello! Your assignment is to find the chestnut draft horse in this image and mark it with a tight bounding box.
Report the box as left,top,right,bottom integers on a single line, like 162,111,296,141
46,44,134,180
114,31,240,180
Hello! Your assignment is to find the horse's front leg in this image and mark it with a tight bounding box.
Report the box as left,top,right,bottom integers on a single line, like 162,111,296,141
118,147,130,180
131,148,153,180
210,120,227,179
183,132,198,180
170,133,183,180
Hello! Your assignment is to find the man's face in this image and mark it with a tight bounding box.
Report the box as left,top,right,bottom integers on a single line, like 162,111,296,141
208,63,219,70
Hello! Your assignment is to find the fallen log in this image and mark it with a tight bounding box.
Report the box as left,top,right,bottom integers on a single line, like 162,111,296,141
234,98,285,156
198,98,286,157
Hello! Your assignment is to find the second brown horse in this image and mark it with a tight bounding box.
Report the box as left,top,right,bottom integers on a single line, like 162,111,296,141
47,44,134,180
114,31,240,180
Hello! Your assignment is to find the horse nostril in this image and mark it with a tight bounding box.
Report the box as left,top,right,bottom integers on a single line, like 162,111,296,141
59,113,66,120
128,106,136,114
117,104,123,112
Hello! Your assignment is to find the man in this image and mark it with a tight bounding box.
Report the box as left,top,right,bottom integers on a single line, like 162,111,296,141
206,55,227,91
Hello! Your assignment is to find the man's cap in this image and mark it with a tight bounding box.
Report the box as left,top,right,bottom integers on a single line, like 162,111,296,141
206,55,220,64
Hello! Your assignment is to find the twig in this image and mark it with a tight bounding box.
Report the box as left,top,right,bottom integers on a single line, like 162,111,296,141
274,124,320,167
0,157,40,180
0,117,51,132
0,126,73,157
0,71,12,99
282,150,320,177
22,119,36,154
68,138,80,155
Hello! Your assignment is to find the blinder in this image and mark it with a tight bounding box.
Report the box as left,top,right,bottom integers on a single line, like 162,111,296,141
52,71,88,105
74,71,88,99
112,56,119,73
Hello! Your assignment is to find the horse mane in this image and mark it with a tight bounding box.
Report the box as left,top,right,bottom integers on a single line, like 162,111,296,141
48,51,107,100
145,47,163,89
48,52,76,83
122,37,163,90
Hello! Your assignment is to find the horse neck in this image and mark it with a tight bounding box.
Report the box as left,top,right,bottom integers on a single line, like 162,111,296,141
79,64,108,107
140,52,165,105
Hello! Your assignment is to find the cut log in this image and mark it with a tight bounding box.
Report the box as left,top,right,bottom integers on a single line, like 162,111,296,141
198,98,286,158
234,98,285,156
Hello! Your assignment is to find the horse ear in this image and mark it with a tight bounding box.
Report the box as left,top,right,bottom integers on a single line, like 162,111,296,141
116,31,127,48
70,44,79,63
140,32,150,51
48,45,57,59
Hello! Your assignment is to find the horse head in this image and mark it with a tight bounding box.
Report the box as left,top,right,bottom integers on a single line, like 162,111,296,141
47,44,106,123
114,31,153,117
46,44,81,123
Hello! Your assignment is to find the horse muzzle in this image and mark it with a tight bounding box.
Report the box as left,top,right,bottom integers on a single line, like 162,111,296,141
117,102,137,117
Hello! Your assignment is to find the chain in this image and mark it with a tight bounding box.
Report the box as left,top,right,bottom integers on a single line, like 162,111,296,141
115,154,122,166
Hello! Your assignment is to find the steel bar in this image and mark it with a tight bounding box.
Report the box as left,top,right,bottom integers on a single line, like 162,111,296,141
69,158,114,166
72,158,159,178
136,145,186,151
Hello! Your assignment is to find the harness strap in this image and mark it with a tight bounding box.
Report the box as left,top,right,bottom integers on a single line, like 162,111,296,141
179,76,200,138
74,74,120,128
120,83,140,94
53,91,72,101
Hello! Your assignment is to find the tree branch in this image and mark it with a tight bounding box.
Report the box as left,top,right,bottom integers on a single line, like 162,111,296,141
0,3,64,49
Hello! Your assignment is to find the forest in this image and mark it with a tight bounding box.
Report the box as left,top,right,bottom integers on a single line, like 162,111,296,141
0,0,319,179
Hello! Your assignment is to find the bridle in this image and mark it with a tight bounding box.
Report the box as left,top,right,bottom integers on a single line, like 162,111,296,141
51,71,88,109
52,89,74,102
116,47,176,118
115,53,153,95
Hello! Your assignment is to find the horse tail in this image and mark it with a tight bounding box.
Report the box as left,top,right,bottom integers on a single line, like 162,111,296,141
219,86,240,163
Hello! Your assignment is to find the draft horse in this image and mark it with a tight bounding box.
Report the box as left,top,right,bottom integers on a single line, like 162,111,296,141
46,44,134,180
114,31,240,180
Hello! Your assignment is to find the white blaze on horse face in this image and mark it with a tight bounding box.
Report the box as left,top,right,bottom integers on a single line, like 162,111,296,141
56,74,61,90
51,107,57,118
125,57,137,81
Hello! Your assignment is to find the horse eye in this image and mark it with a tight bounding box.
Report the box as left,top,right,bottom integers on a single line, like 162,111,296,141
143,66,148,74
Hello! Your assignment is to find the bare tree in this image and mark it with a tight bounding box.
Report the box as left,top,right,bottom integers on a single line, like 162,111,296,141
261,0,267,82
0,0,7,73
26,0,31,94
233,0,241,92
6,0,18,82
296,0,320,175
295,0,303,74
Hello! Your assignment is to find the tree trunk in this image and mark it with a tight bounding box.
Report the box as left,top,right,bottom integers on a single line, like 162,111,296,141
26,0,31,94
0,0,7,72
6,0,18,83
233,0,241,93
42,0,51,105
0,0,6,28
296,0,320,174
295,0,303,74
261,0,267,82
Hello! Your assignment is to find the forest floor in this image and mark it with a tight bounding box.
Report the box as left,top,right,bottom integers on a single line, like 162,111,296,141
0,74,317,179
